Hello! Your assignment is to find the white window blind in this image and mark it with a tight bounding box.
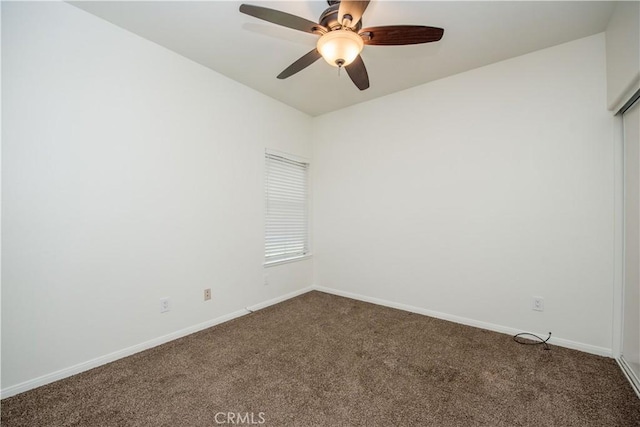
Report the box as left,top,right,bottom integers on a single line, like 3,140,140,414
265,152,309,264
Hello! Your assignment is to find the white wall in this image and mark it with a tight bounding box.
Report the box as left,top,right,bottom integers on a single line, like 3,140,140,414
605,1,640,111
313,34,615,353
1,1,312,392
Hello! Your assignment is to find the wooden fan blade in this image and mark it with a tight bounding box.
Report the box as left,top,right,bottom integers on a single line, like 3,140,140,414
239,4,325,34
360,25,444,46
345,55,369,91
277,49,322,79
338,0,370,28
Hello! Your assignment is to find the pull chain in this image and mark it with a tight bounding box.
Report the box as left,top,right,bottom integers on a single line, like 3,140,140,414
335,58,345,76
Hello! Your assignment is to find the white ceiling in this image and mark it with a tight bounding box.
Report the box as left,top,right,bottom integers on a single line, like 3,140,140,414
70,1,615,116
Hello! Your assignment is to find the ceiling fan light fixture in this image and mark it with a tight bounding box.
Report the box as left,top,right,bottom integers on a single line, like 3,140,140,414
316,30,364,67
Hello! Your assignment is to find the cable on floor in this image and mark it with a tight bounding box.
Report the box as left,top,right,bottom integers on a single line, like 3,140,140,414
513,331,552,350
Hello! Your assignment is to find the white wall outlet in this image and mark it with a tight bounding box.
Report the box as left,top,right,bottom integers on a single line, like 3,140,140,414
204,288,211,301
263,273,269,286
532,296,544,312
160,298,170,313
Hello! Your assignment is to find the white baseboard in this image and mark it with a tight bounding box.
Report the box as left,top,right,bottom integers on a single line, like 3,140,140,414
246,286,314,312
312,285,612,358
2,285,612,399
1,286,314,399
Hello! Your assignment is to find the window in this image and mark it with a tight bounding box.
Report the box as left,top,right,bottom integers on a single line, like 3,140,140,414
264,151,310,264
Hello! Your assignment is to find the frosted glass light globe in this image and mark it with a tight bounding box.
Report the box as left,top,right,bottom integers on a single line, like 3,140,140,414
317,30,364,67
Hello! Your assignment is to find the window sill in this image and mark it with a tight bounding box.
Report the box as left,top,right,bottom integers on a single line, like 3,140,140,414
264,254,313,268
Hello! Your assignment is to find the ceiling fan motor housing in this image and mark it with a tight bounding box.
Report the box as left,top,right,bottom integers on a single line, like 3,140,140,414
319,4,362,32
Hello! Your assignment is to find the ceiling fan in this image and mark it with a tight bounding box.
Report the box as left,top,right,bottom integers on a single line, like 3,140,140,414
239,0,444,91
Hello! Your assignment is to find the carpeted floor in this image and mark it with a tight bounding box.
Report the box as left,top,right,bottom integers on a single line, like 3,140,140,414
2,290,640,426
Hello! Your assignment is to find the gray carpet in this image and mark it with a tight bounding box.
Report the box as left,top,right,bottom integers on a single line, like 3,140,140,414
2,291,640,426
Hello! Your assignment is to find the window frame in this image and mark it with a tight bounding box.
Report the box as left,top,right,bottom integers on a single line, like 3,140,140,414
264,149,311,267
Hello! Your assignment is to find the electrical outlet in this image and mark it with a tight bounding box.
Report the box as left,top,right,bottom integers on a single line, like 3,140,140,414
532,296,544,312
160,298,170,313
204,288,211,301
263,273,269,286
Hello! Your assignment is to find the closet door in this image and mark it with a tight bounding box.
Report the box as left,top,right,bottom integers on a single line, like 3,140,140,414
623,97,640,388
